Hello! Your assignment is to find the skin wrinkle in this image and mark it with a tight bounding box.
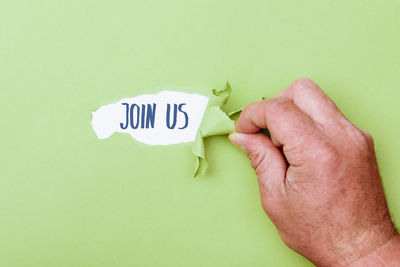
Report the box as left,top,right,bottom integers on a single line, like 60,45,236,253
248,148,267,176
349,224,398,266
229,78,400,266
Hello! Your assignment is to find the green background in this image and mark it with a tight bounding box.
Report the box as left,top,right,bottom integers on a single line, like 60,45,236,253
1,0,399,266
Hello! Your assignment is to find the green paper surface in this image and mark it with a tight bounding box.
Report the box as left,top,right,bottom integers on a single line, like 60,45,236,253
1,1,400,266
193,82,235,177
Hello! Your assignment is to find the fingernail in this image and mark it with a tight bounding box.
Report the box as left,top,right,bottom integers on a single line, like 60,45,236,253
228,133,246,150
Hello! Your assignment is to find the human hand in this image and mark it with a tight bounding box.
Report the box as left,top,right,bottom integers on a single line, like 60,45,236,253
229,78,400,266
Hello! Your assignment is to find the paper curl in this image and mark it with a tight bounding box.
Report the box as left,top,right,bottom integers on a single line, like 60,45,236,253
192,82,240,177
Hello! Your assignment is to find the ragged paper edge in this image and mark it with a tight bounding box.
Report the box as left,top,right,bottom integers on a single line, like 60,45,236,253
192,89,267,177
192,82,236,177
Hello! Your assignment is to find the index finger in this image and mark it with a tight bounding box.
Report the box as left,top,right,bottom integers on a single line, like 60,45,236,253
277,78,343,125
236,97,320,152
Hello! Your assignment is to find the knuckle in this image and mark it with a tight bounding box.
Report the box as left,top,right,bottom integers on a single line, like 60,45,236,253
362,130,374,143
241,104,252,118
340,119,374,151
295,77,313,85
265,97,291,114
317,141,342,168
241,103,252,114
242,101,265,119
352,128,374,150
291,77,315,90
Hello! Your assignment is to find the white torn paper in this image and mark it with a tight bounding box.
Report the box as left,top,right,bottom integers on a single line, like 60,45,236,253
91,91,209,145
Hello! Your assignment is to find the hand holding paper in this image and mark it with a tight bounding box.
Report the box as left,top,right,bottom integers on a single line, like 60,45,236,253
229,78,400,267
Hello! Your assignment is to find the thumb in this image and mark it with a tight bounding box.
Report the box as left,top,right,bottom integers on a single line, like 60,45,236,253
229,132,287,200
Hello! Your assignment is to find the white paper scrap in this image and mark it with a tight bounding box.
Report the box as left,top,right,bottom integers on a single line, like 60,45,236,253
91,91,209,145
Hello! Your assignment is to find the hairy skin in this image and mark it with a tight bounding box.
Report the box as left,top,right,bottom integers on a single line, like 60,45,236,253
229,78,400,266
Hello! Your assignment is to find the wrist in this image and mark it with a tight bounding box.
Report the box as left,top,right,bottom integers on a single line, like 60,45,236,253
349,233,400,267
310,219,399,267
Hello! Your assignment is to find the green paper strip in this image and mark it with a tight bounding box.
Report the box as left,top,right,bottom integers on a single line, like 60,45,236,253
192,82,237,177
